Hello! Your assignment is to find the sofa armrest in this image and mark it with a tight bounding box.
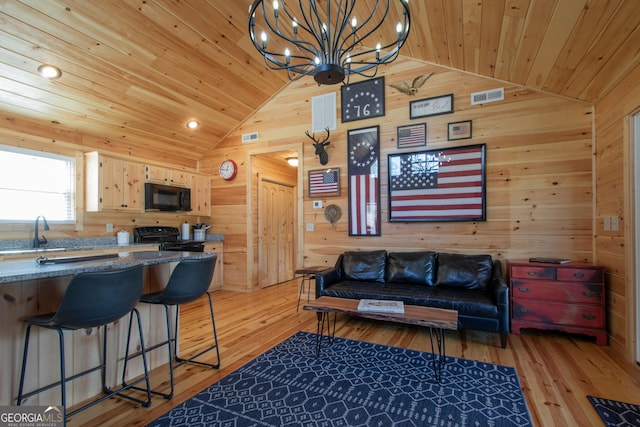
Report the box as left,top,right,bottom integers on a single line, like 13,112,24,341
315,268,340,298
488,260,508,304
489,259,509,337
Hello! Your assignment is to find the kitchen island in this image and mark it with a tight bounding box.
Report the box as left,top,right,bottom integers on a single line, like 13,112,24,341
0,250,216,408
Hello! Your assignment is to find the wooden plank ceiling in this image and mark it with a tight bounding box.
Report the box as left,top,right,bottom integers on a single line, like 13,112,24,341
0,0,639,163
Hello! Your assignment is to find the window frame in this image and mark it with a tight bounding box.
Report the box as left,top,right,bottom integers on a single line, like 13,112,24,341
0,145,77,224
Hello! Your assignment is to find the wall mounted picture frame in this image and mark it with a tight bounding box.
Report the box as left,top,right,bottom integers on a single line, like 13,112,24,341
308,168,340,198
448,120,472,140
348,126,380,236
397,123,426,149
388,144,486,222
410,93,453,119
341,76,385,123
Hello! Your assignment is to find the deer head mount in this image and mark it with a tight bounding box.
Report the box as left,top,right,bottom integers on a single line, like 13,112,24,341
305,128,331,165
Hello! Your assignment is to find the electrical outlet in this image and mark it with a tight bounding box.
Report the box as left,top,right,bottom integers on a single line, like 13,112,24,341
313,200,323,209
306,223,315,232
106,223,114,232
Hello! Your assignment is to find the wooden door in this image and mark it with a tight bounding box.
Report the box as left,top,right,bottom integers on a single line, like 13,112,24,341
259,179,294,288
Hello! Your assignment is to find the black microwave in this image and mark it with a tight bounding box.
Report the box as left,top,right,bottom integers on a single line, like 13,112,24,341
144,183,191,212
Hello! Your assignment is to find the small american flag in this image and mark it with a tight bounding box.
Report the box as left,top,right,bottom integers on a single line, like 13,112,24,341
451,125,466,135
309,169,339,196
397,124,426,148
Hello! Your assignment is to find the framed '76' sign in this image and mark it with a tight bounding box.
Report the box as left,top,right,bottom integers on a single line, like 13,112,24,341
341,77,385,122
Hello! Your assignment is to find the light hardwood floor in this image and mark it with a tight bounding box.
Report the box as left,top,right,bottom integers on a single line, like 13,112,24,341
68,279,640,426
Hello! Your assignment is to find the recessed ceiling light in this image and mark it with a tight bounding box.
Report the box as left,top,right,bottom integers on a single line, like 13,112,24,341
37,64,62,79
286,157,298,167
186,120,199,129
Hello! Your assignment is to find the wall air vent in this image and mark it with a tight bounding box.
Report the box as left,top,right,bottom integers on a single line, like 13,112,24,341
242,132,259,143
470,88,504,105
312,92,337,132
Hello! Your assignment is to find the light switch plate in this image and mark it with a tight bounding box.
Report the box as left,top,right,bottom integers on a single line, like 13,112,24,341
313,201,323,209
106,223,114,232
611,216,619,231
306,223,315,232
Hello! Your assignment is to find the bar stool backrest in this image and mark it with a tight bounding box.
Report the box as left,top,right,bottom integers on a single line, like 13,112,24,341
160,256,217,305
51,265,144,329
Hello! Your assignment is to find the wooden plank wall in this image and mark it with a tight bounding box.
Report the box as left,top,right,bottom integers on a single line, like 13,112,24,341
594,63,640,361
202,58,594,294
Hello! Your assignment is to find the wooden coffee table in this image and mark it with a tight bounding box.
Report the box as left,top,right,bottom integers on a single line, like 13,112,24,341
303,296,458,382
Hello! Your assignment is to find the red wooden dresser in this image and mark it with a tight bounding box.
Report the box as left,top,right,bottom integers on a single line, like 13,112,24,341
508,260,607,345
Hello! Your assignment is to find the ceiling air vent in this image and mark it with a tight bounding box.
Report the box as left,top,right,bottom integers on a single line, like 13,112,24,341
470,88,504,105
242,132,259,143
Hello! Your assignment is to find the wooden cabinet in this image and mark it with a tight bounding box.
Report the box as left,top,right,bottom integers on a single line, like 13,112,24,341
189,173,211,216
145,164,188,186
203,242,223,290
508,261,607,345
85,152,144,212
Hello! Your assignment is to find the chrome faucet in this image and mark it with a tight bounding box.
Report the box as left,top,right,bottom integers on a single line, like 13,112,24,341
33,215,49,248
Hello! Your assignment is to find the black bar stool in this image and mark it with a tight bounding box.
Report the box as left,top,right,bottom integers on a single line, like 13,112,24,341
124,255,220,399
17,265,151,425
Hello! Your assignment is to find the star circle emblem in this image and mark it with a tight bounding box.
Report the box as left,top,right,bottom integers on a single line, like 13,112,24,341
350,141,376,167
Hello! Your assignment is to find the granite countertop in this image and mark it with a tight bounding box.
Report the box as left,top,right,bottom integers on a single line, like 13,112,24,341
0,251,215,284
0,235,224,257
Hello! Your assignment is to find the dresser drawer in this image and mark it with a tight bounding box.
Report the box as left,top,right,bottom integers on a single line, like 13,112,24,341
511,281,603,304
556,268,603,283
510,266,555,280
512,300,605,328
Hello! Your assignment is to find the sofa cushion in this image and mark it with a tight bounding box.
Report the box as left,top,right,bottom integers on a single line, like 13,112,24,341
436,253,493,290
385,251,436,286
342,250,387,282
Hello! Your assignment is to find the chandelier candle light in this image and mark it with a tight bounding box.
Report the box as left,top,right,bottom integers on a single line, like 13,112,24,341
249,0,411,85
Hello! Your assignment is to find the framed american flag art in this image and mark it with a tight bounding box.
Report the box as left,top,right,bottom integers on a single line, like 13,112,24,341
397,123,426,149
348,126,380,236
388,144,486,222
308,168,340,198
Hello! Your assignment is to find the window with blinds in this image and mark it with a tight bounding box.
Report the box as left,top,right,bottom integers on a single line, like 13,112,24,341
0,145,76,222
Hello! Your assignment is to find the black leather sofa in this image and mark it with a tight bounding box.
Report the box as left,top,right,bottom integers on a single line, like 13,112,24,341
315,250,509,348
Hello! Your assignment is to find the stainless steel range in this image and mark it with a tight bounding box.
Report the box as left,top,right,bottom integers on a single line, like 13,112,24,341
133,226,205,252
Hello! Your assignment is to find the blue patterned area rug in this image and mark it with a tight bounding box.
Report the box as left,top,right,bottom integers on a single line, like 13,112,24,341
588,396,640,427
147,332,532,426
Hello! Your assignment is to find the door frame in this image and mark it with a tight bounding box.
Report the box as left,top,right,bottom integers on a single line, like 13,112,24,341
632,112,640,364
624,110,640,364
247,144,304,290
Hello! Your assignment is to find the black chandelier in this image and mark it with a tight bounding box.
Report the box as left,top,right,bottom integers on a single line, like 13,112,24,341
248,0,411,85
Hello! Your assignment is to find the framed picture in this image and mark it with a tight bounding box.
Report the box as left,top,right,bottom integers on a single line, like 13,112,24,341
341,76,385,123
410,93,453,119
397,123,426,149
308,168,340,198
348,126,380,236
388,144,486,222
448,120,472,140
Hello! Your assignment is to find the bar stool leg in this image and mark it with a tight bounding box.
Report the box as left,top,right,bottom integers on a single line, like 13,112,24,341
17,325,68,424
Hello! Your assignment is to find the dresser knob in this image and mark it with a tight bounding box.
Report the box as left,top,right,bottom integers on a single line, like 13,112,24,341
582,291,597,298
517,306,531,314
573,273,585,279
527,271,537,277
582,313,596,320
518,287,529,293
